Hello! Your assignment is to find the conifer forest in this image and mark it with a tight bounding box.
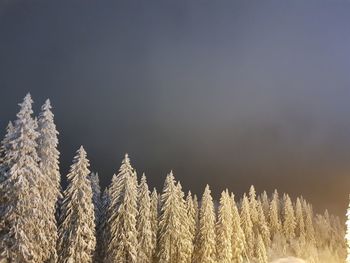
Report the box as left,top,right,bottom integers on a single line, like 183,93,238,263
0,94,347,263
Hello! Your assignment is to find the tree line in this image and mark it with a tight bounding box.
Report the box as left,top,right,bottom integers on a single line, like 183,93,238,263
0,94,346,263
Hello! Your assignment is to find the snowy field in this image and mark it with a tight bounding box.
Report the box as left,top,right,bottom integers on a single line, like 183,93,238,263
271,257,306,263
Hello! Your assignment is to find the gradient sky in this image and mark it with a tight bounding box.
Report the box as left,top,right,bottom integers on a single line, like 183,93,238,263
1,0,350,218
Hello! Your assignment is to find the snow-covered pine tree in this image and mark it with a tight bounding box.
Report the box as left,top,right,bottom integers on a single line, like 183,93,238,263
150,188,159,260
88,172,102,226
193,185,216,263
230,193,246,263
269,190,282,238
157,172,192,263
216,190,232,263
303,202,316,245
37,98,61,262
186,191,197,250
345,202,350,263
255,234,268,263
105,154,138,263
0,121,14,183
176,182,193,263
260,190,270,219
193,194,199,228
96,186,111,263
282,194,296,241
88,172,102,262
256,199,271,248
240,193,254,258
58,146,96,263
0,94,47,262
295,197,305,239
249,185,259,226
137,174,153,263
157,171,181,262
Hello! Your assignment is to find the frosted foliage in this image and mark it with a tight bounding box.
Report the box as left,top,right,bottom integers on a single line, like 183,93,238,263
105,154,138,263
150,188,159,259
0,121,14,183
186,191,197,256
283,195,296,240
0,95,348,263
58,147,96,263
216,190,232,263
89,172,102,225
157,172,192,263
269,190,282,238
255,234,268,263
346,195,350,263
137,174,153,263
194,185,216,263
240,194,254,258
230,193,246,263
37,99,61,262
0,94,48,262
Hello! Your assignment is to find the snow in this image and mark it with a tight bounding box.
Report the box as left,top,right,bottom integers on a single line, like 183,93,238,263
271,257,306,263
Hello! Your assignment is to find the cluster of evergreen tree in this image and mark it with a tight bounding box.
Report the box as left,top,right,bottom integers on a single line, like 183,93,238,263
0,94,346,263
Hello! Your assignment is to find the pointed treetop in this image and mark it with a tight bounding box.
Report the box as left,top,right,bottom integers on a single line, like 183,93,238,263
20,93,33,107
23,92,32,102
124,153,130,164
152,187,157,195
140,173,147,184
16,93,34,118
78,145,87,156
41,99,52,111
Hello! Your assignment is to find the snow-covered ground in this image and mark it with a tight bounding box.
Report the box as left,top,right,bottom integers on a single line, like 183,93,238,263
271,257,306,263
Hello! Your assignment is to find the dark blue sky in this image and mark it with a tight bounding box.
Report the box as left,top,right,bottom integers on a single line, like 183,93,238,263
1,0,350,217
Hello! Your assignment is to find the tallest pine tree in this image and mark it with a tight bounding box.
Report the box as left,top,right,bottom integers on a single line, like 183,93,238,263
0,94,47,262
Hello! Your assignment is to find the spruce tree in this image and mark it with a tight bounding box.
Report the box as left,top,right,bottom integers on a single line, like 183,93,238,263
193,194,199,228
88,172,102,226
0,94,47,262
96,187,111,263
105,154,138,263
157,172,180,262
282,194,296,241
230,193,246,263
257,199,271,248
194,185,216,263
157,172,192,263
186,191,197,253
240,194,254,258
57,146,96,263
150,188,159,260
260,190,270,219
343,201,350,263
295,197,305,239
255,234,268,263
137,174,153,263
304,202,316,244
37,99,61,262
0,121,14,183
216,190,232,263
269,190,282,238
176,182,193,263
248,185,258,225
